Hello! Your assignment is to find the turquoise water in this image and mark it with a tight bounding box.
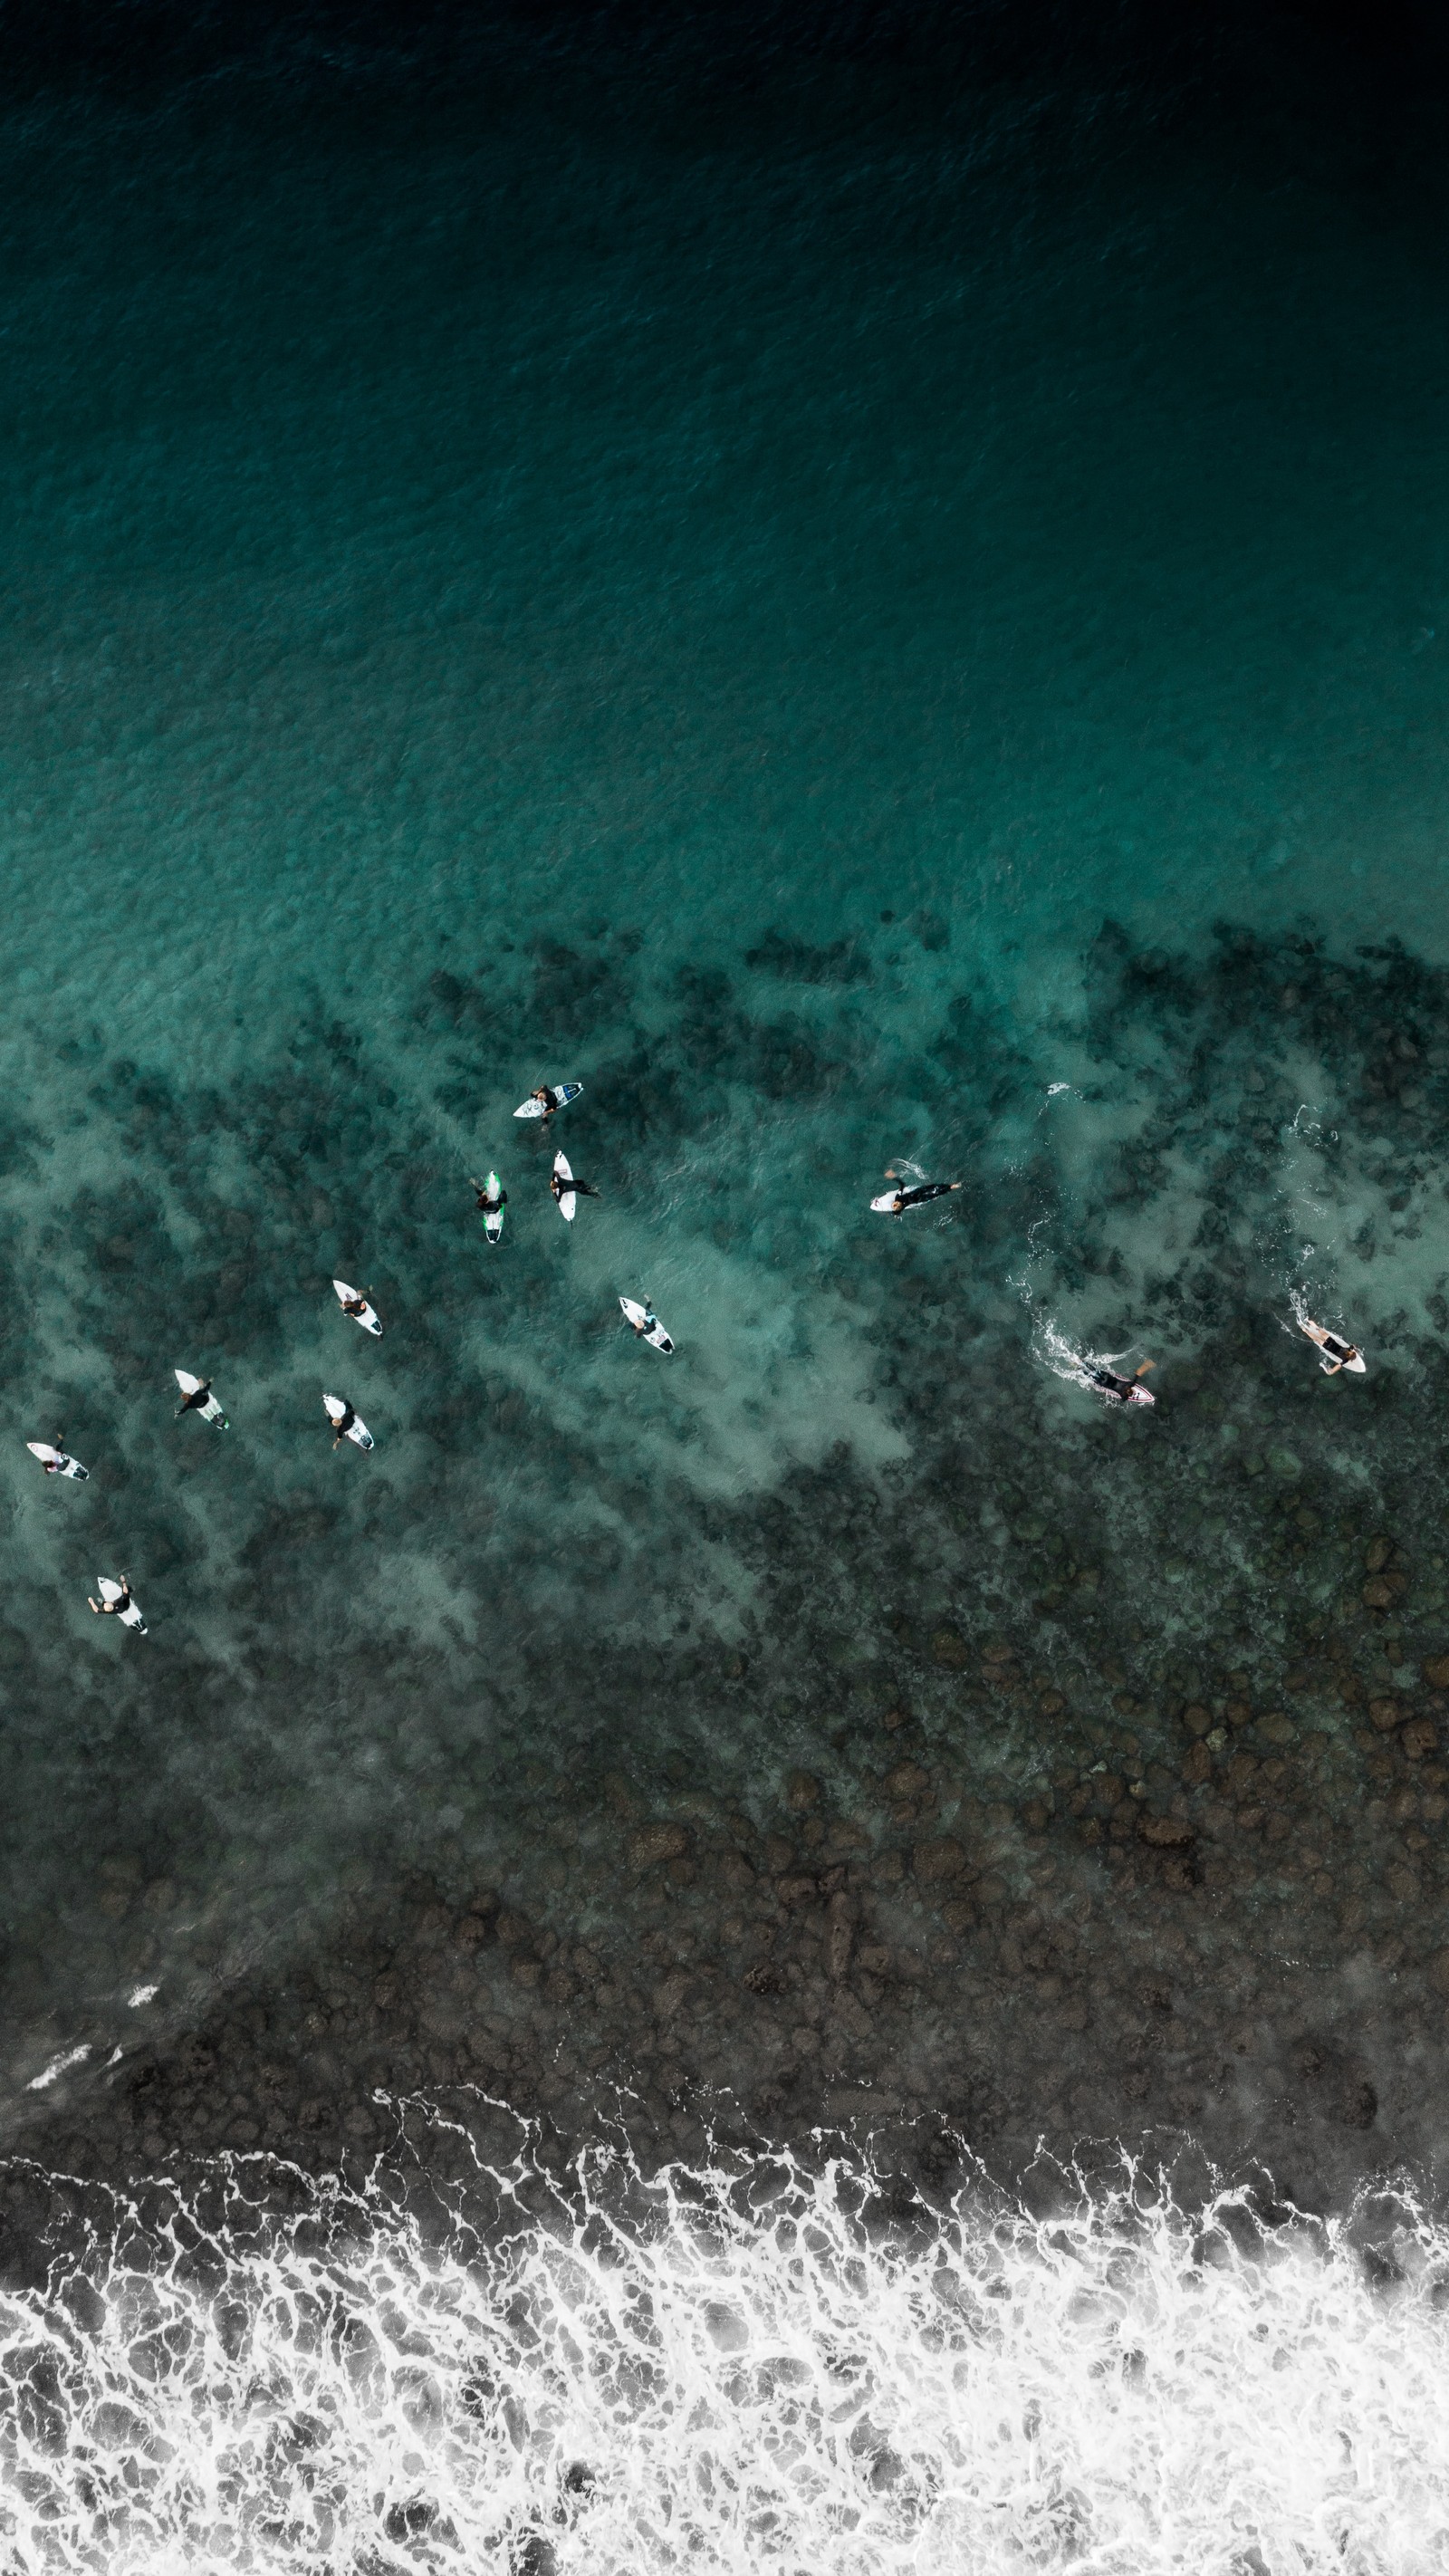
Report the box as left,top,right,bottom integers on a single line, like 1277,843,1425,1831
7,8,1449,2563
2,5,1449,2150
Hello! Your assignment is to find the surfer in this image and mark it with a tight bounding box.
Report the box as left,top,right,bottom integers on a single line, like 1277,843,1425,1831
323,1393,374,1451
88,1573,146,1633
471,1172,507,1245
873,1172,964,1216
1083,1358,1156,1407
552,1153,600,1217
1299,1316,1365,1376
174,1370,229,1428
514,1081,582,1122
620,1296,674,1351
333,1280,382,1336
27,1439,89,1481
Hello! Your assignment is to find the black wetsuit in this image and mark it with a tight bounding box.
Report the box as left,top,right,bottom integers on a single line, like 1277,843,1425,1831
895,1181,956,1209
1321,1334,1356,1367
179,1383,211,1413
1089,1366,1136,1402
552,1176,599,1201
332,1403,356,1437
476,1187,506,1214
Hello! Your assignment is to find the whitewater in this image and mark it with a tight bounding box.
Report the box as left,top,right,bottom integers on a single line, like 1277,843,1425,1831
0,2133,1444,2573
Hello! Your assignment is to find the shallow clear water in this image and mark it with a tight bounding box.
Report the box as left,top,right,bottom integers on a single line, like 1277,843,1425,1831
4,0,1449,2536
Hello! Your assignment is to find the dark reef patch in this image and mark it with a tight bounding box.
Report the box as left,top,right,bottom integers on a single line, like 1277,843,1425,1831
5,913,1449,2196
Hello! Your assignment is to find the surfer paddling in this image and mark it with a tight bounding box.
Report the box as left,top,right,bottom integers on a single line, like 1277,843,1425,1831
26,1439,89,1481
1299,1316,1366,1376
871,1169,964,1216
88,1573,146,1633
1080,1356,1156,1408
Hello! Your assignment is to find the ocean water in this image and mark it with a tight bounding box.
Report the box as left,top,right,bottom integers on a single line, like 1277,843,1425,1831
5,0,1449,2548
3,2137,1449,2573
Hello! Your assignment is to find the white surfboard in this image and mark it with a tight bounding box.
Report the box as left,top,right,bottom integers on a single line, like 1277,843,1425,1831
871,1180,958,1215
94,1576,146,1633
333,1279,382,1336
323,1393,374,1451
1299,1316,1367,1374
553,1150,577,1222
174,1369,228,1427
514,1081,582,1120
27,1442,88,1480
1061,1350,1156,1408
1081,1363,1156,1408
620,1296,674,1353
479,1172,505,1244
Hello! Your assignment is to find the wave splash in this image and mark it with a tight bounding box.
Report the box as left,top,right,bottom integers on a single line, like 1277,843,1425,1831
0,2137,1445,2572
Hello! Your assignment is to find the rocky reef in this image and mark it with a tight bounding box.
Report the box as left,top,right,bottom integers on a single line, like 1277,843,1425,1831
6,915,1449,2210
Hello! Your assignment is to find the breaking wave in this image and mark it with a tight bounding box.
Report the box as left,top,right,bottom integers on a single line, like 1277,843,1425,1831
0,2134,1444,2572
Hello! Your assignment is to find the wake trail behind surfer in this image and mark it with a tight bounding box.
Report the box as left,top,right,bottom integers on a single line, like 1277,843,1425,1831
1084,1358,1156,1407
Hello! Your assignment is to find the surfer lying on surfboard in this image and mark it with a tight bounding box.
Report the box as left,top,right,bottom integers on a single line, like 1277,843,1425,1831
471,1174,507,1244
1079,1357,1156,1407
88,1573,146,1633
871,1171,964,1216
1298,1316,1366,1375
27,1439,89,1480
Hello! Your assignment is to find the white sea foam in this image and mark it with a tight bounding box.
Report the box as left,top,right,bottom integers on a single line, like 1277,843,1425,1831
1032,1315,1147,1399
23,2050,90,2096
0,2142,1444,2572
